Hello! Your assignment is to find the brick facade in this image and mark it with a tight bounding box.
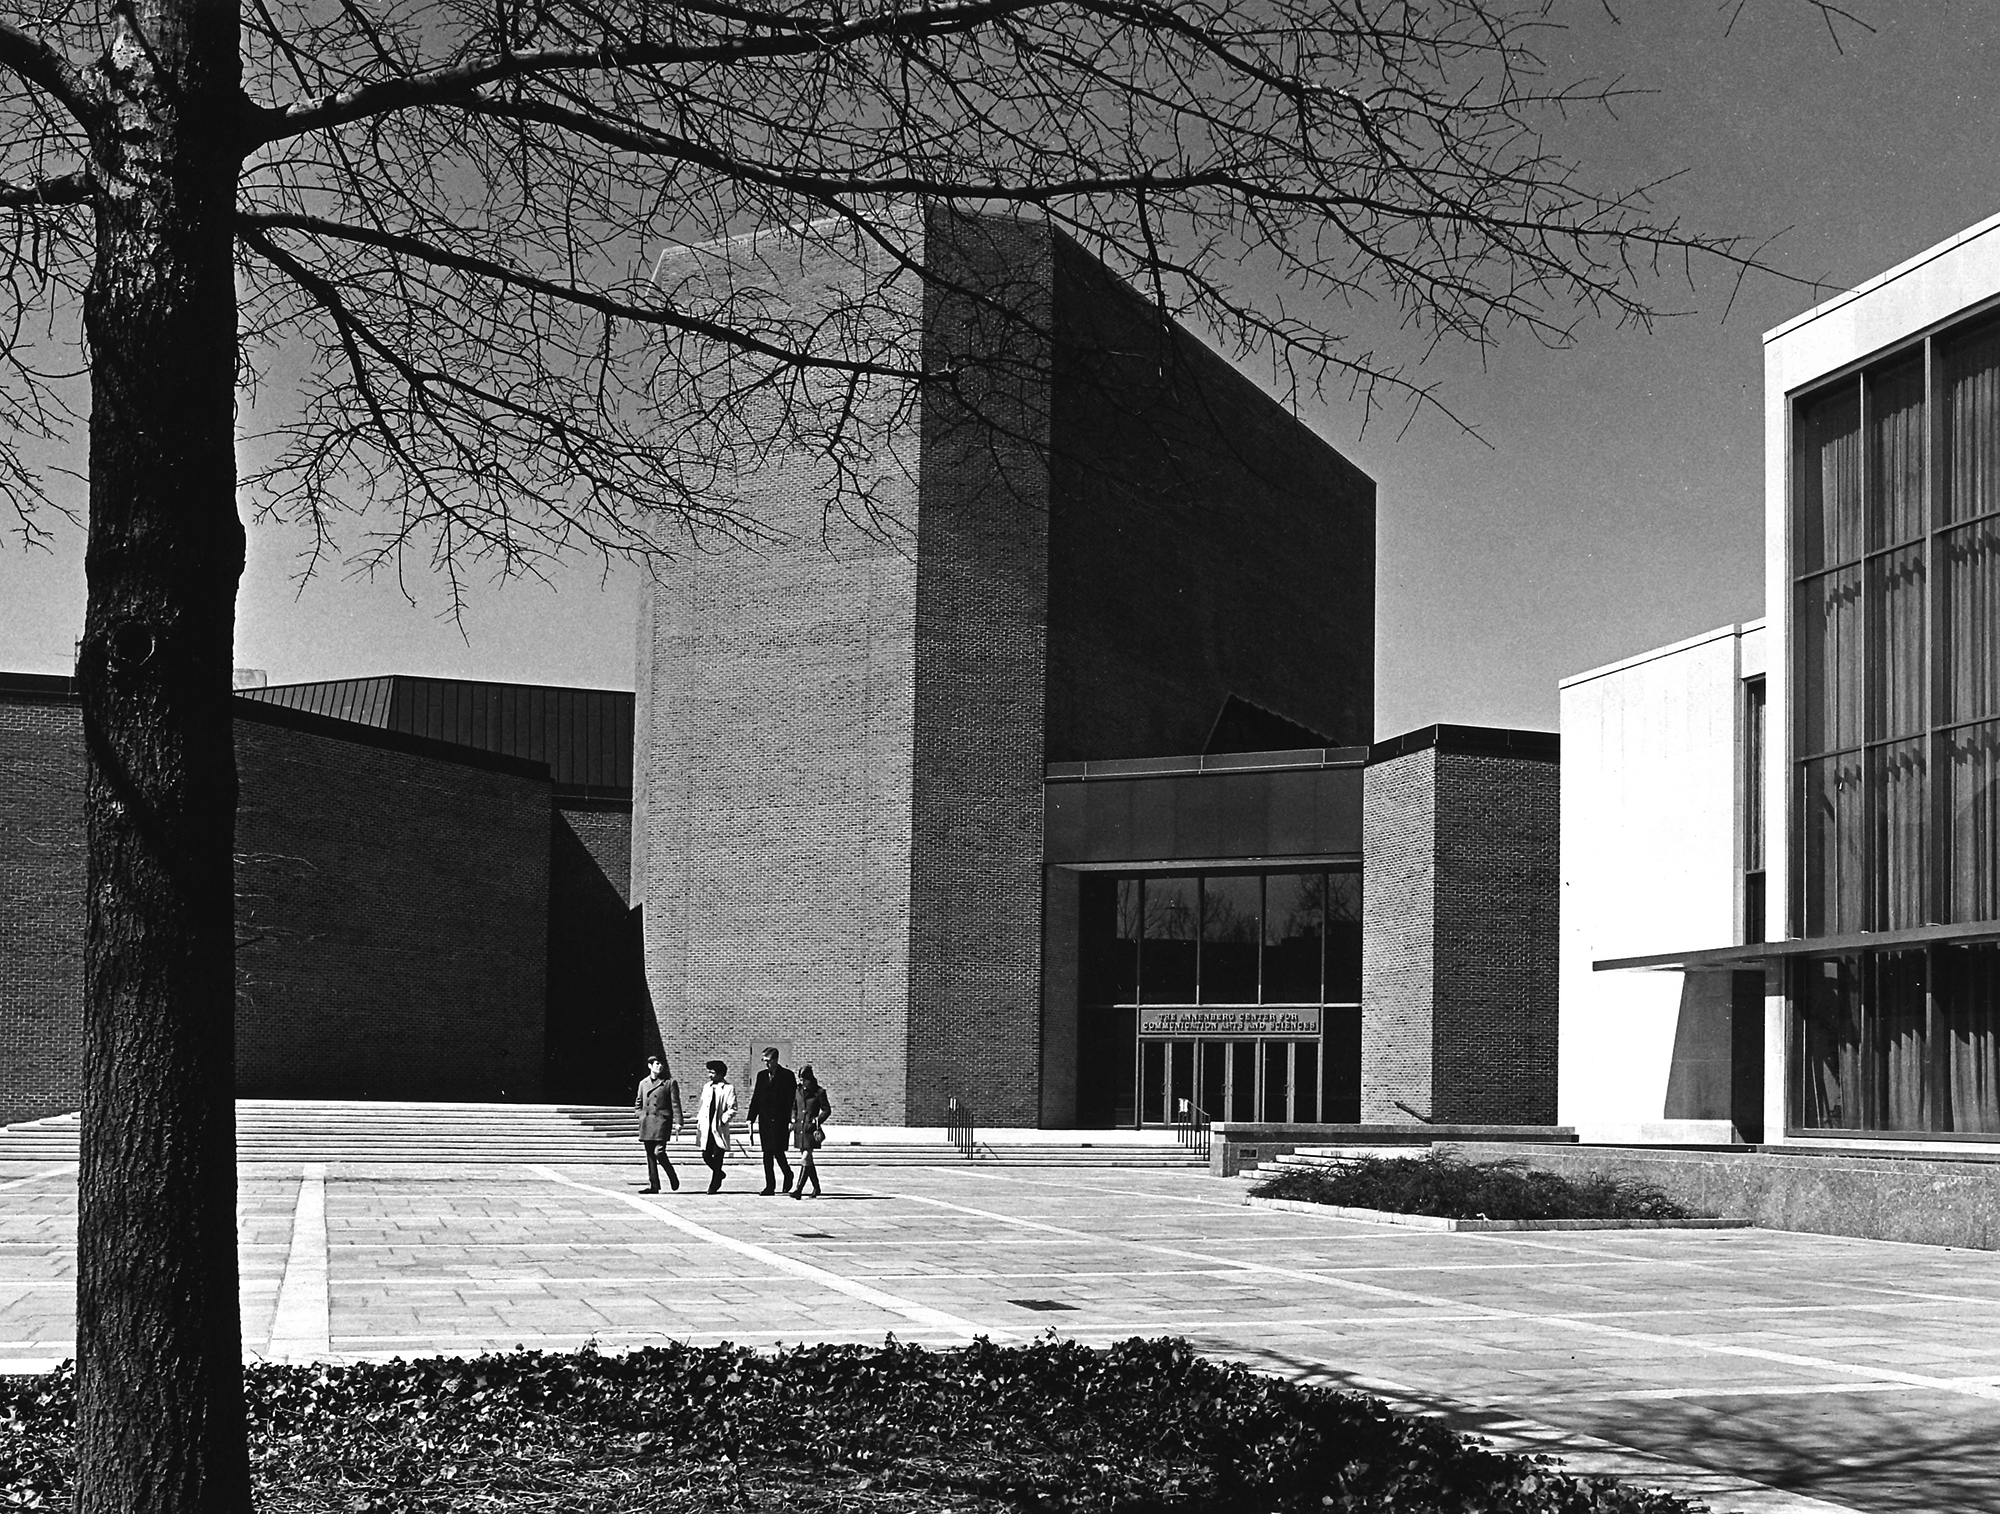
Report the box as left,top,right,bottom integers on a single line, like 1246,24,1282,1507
1362,730,1559,1125
907,212,1054,1127
232,706,551,1100
1,684,561,1116
631,221,922,1121
633,210,1378,1125
1361,749,1438,1122
0,683,84,1125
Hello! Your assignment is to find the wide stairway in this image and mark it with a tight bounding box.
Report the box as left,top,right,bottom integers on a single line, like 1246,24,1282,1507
0,1102,1208,1168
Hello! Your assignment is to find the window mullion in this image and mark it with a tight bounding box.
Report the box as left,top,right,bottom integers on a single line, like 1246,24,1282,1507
1928,334,1947,926
1860,373,1876,932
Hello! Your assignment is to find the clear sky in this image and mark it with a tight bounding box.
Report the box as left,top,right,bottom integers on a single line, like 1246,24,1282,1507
2,4,1995,736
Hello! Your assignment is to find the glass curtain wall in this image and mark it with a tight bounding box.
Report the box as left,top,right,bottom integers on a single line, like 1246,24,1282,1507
1076,869,1361,1126
1790,314,2000,1132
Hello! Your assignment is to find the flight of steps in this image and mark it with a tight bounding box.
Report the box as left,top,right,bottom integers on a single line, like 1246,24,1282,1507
0,1102,1210,1168
1235,1144,1435,1180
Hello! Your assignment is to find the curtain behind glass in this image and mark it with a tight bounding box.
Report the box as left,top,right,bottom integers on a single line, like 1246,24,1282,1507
1947,723,2000,924
1870,357,1927,548
1869,547,1926,739
1874,741,1928,929
1945,320,2000,525
1945,519,2000,725
1797,956,1864,1127
1798,383,1862,570
1797,569,1862,757
1944,944,2000,1133
1871,949,1930,1131
1801,752,1866,935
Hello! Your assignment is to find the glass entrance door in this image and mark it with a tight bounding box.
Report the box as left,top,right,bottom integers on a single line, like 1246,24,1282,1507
1139,1038,1320,1123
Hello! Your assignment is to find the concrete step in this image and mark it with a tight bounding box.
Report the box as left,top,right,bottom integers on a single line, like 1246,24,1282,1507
0,1105,1209,1167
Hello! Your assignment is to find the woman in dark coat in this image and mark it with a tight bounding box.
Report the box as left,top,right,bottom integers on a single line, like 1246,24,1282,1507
790,1064,831,1199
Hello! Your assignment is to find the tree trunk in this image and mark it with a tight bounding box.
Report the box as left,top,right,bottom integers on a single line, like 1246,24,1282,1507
75,0,250,1508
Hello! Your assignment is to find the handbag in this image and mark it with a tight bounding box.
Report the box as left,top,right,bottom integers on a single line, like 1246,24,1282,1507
806,1122,825,1150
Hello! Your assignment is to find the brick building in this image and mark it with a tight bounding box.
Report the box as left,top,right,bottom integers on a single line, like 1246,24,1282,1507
0,673,647,1125
1,213,1563,1133
632,208,1558,1128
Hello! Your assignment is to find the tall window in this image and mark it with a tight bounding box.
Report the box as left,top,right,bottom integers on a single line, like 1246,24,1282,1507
1789,312,2000,1133
1791,329,2000,933
1744,677,1766,944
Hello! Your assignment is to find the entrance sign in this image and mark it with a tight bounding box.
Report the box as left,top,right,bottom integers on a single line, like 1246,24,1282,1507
1138,1008,1323,1037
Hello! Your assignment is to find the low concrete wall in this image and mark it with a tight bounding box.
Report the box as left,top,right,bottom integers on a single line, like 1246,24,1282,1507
1211,1122,1574,1177
1449,1141,2000,1251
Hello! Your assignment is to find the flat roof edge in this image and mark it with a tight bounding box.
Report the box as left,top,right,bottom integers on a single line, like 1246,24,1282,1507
1559,620,1764,691
1763,210,2000,345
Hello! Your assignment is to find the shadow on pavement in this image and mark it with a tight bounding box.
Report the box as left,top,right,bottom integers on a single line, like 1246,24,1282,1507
1214,1344,2000,1514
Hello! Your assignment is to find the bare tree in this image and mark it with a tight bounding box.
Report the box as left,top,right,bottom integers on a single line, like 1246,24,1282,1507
0,0,1808,1507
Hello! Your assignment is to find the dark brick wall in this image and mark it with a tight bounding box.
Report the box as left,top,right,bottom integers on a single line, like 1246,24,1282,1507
1044,236,1375,761
233,711,551,1101
1,692,558,1118
907,208,1054,1127
547,804,653,1103
1361,740,1558,1127
1432,751,1559,1124
0,690,84,1125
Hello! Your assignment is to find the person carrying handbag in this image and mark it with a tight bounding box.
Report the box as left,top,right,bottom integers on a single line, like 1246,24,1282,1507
790,1065,831,1199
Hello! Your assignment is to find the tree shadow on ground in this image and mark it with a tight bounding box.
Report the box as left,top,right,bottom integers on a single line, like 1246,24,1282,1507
1213,1342,2000,1514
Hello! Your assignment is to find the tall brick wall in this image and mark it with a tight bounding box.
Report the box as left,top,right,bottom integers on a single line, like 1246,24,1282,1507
1362,749,1437,1121
906,209,1054,1127
1361,737,1559,1126
1044,238,1375,760
632,210,1380,1126
1432,752,1559,1124
233,710,551,1100
547,804,652,1103
2,689,557,1117
0,687,84,1125
632,227,923,1123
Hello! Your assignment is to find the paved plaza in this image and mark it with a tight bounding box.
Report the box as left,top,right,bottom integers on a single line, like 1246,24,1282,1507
4,1157,1999,1513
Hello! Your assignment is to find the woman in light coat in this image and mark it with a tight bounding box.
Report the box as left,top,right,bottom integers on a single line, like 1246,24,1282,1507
694,1059,736,1193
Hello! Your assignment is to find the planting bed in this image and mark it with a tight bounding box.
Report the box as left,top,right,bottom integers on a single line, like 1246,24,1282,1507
0,1337,1706,1512
1249,1151,1717,1224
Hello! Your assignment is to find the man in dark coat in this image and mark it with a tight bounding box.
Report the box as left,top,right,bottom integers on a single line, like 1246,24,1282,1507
746,1047,797,1195
634,1055,682,1193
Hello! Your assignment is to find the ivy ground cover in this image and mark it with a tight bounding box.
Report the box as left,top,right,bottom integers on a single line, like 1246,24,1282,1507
0,1336,1705,1512
1250,1152,1702,1223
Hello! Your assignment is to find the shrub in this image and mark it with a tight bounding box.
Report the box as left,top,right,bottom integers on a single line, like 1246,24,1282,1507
0,1337,1703,1512
1251,1151,1702,1222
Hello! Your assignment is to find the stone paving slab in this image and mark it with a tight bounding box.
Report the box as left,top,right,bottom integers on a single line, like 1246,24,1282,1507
6,1158,2000,1510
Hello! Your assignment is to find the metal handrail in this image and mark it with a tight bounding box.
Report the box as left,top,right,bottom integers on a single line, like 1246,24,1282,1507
1174,1097,1211,1159
946,1095,976,1159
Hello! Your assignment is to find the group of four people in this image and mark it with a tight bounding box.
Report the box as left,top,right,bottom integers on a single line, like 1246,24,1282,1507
634,1048,831,1197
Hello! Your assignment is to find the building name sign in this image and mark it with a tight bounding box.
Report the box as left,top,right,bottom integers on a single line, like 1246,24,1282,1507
1137,1008,1323,1038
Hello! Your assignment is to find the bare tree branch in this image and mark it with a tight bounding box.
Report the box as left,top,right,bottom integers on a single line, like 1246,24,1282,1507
245,0,1066,146
0,20,98,131
0,168,91,206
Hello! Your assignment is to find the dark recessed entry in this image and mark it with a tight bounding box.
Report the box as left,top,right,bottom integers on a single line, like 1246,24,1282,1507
1008,1299,1078,1312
